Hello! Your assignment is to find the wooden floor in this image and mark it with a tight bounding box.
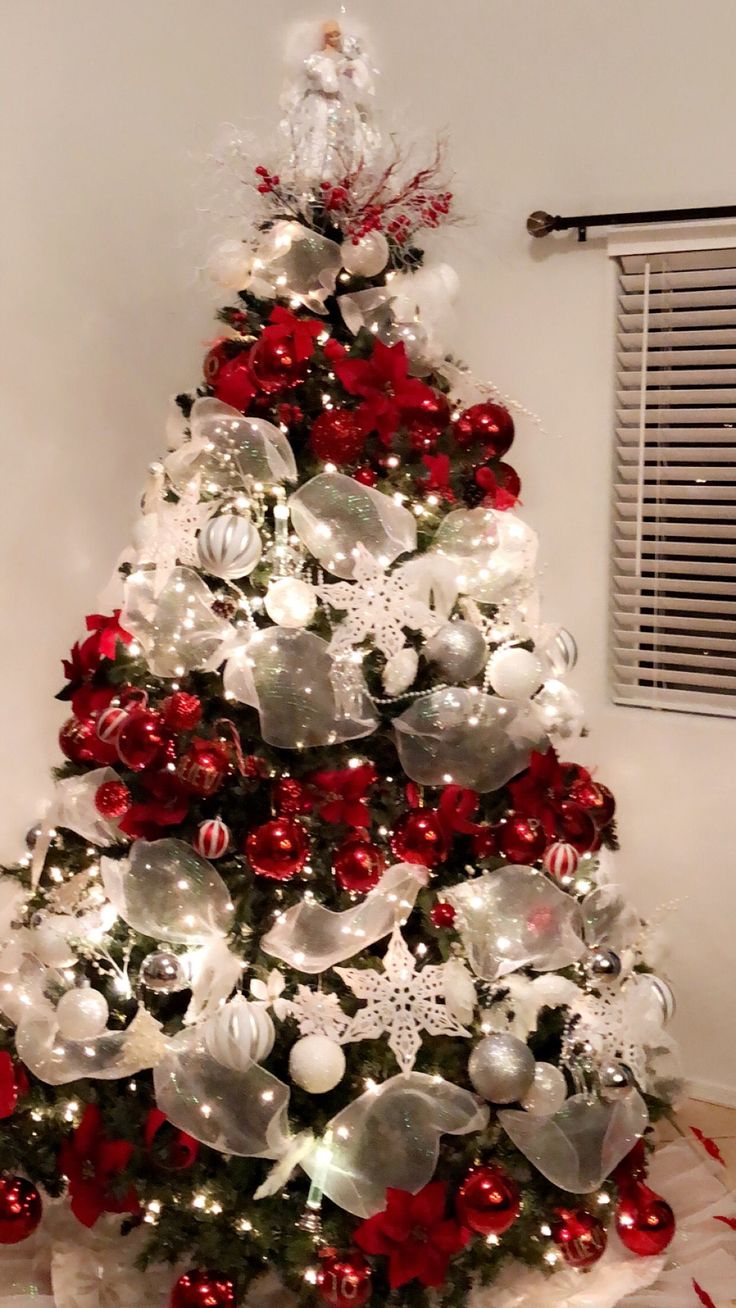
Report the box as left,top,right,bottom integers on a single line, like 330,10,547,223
659,1096,736,1185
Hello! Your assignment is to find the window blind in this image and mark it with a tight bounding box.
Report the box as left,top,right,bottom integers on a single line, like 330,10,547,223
611,244,736,717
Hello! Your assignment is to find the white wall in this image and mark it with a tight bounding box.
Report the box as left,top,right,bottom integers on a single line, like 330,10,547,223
2,0,735,1099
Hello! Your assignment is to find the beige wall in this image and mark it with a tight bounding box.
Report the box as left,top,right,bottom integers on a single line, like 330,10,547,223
2,0,735,1098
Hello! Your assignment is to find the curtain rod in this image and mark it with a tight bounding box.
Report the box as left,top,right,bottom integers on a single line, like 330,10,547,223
527,204,736,242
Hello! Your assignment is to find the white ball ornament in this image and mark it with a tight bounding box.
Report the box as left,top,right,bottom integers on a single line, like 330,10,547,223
520,1062,568,1116
341,231,390,278
55,987,109,1040
204,996,275,1071
208,239,252,290
289,1034,346,1094
264,576,317,628
533,679,585,739
198,514,262,580
30,916,78,968
487,646,543,700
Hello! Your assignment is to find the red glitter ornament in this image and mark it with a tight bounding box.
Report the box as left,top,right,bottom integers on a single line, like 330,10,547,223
194,818,230,860
616,1182,675,1256
455,402,515,458
431,901,456,929
551,1208,607,1269
177,740,230,797
117,709,168,772
455,1165,520,1237
310,409,367,465
162,692,203,733
557,800,598,854
390,809,450,868
316,1249,373,1308
94,780,132,820
499,815,547,864
403,389,450,447
333,835,385,893
245,817,309,880
569,780,617,827
250,336,307,394
59,716,99,765
353,464,377,487
0,1176,42,1245
272,777,309,815
170,1270,235,1308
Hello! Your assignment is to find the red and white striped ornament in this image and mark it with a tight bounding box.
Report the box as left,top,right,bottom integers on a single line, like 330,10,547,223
543,841,579,883
195,818,230,860
95,704,129,743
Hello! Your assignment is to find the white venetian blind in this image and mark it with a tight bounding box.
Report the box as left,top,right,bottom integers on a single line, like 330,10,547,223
611,242,736,717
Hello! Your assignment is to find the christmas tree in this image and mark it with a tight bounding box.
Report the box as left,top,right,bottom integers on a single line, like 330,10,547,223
0,20,688,1308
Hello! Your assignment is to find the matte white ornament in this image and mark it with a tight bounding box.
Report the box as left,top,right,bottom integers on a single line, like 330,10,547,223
55,988,109,1041
520,1062,568,1116
208,238,252,290
341,230,389,278
487,646,543,700
532,678,585,738
382,646,419,695
29,917,79,968
289,472,417,579
203,995,275,1071
289,1034,346,1093
264,576,317,628
197,514,262,580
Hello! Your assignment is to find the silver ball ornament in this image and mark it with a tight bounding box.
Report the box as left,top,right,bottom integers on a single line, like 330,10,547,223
425,621,487,681
583,948,623,984
645,975,676,1025
545,627,578,677
520,1061,568,1116
468,1033,536,1104
598,1060,635,1098
25,824,43,851
139,950,188,994
197,514,262,580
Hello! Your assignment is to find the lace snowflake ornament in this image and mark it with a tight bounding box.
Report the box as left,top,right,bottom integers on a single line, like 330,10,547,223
316,543,435,660
135,477,210,593
288,985,350,1042
335,928,470,1072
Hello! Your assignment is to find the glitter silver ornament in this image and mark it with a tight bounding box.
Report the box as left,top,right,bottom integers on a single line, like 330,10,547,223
197,514,262,580
598,1060,635,1098
139,950,188,994
25,824,43,851
468,1033,536,1104
583,948,622,984
424,621,487,681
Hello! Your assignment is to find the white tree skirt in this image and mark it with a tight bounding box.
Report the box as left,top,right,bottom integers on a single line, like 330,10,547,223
0,1139,733,1308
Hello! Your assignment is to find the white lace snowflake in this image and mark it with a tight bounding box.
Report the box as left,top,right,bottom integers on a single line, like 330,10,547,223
288,985,350,1041
335,928,470,1073
136,477,210,592
316,544,435,659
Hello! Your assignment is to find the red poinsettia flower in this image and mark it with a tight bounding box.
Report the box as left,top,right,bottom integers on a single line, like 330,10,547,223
58,611,132,718
334,340,439,445
261,306,323,363
474,466,519,511
508,747,567,839
0,1052,29,1118
355,1182,470,1289
118,770,189,840
420,453,455,501
144,1108,199,1170
437,785,483,837
308,763,378,827
59,1104,140,1227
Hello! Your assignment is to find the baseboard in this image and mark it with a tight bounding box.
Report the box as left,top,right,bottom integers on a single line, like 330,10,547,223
686,1077,736,1109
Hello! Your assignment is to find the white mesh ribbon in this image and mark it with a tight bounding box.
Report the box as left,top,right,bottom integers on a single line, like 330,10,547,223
393,689,546,792
121,567,233,678
300,1073,490,1218
249,221,342,312
261,862,428,973
15,1005,166,1086
498,1088,649,1193
289,472,417,578
101,839,235,945
433,507,538,604
567,975,683,1099
165,398,297,492
223,628,377,748
445,867,586,980
153,1024,291,1158
30,770,124,889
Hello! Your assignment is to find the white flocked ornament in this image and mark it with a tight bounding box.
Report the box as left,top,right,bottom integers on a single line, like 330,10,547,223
264,576,317,628
487,646,543,700
341,231,389,278
204,995,275,1071
520,1061,568,1116
208,239,253,290
55,987,110,1040
289,1033,346,1093
197,514,262,580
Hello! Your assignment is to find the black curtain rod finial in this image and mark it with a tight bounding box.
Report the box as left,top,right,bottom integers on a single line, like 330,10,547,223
527,202,736,240
526,210,557,238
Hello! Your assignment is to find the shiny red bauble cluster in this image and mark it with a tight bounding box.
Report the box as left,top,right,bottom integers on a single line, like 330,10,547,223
456,1166,520,1237
245,817,309,880
391,809,449,868
250,335,307,394
117,709,168,772
0,1176,42,1245
551,1208,607,1268
59,716,116,767
333,835,385,893
455,402,515,459
310,409,367,466
176,739,230,797
616,1181,675,1256
170,1269,235,1308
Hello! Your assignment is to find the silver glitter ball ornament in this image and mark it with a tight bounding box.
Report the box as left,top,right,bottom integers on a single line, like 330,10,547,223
583,948,622,984
598,1060,635,1098
468,1033,536,1103
425,621,487,681
139,950,187,994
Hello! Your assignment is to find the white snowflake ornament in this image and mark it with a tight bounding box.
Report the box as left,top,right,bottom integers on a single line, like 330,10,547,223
316,543,436,661
288,985,349,1042
336,928,470,1073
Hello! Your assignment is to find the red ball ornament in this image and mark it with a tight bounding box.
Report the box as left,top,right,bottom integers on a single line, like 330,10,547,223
245,817,309,880
0,1176,42,1245
272,777,308,815
455,1165,520,1237
500,815,548,864
162,692,203,733
353,465,377,487
543,840,580,883
250,336,307,394
310,409,367,466
455,402,515,458
96,703,129,744
557,801,598,854
203,340,231,385
59,716,99,764
117,709,168,772
195,818,230,860
494,461,522,498
177,740,230,797
211,357,258,411
472,825,501,861
569,780,617,828
615,1182,675,1257
94,780,132,819
404,389,451,447
390,809,450,868
431,900,456,929
551,1208,608,1269
333,835,385,893
170,1270,235,1308
316,1249,372,1308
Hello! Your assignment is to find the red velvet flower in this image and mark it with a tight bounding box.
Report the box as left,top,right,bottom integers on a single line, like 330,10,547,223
118,771,189,840
474,466,519,510
0,1052,29,1118
355,1182,470,1289
308,763,377,827
261,306,323,363
508,747,568,839
437,785,483,837
58,611,132,718
420,453,455,500
334,340,440,445
59,1104,139,1227
144,1108,199,1170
